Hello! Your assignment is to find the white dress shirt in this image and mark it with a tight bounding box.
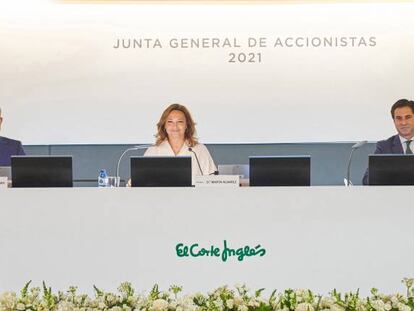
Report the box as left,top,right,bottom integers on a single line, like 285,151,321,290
144,140,217,183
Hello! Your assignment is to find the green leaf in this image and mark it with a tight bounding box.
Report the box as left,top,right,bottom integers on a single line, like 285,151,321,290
93,285,104,297
256,288,265,297
150,284,160,300
20,280,32,298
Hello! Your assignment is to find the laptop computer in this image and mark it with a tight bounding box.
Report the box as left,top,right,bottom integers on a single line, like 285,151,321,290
130,156,192,187
11,156,73,188
369,154,414,185
249,156,311,186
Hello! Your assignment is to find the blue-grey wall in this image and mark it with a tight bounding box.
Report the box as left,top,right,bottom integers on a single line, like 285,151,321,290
23,143,376,186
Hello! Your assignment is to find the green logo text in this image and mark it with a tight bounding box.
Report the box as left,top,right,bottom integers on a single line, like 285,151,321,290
175,240,266,262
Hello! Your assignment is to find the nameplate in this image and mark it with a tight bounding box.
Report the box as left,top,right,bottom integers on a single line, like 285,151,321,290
195,175,240,187
0,177,8,189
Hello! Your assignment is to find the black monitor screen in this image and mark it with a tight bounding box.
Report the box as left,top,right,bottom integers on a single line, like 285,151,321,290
249,156,311,186
131,156,192,187
11,156,73,188
369,154,414,185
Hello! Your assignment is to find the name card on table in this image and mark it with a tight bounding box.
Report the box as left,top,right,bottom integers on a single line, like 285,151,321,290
195,175,240,187
0,177,8,189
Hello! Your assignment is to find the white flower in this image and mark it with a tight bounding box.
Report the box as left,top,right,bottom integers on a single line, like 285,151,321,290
57,301,75,311
371,300,385,311
295,302,315,311
384,303,392,311
247,299,260,308
127,296,138,306
16,303,26,311
397,302,410,311
213,299,224,311
330,304,345,311
238,305,248,311
320,297,335,308
226,299,234,309
151,299,169,311
110,307,122,311
233,297,243,306
391,296,399,306
106,294,116,303
295,289,305,296
169,301,178,309
176,296,197,311
0,292,18,310
295,289,312,302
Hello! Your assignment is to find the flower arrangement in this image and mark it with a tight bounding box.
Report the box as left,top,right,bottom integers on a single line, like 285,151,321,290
0,279,413,311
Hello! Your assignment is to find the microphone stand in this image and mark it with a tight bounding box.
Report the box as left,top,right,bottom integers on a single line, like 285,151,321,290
188,147,204,175
346,140,367,186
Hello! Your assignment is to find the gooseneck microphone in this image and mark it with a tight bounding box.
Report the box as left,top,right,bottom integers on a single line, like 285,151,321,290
351,140,368,150
116,145,153,185
345,140,368,186
188,147,204,175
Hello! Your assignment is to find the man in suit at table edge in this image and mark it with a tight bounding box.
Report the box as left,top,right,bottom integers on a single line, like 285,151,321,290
0,107,25,166
363,99,414,185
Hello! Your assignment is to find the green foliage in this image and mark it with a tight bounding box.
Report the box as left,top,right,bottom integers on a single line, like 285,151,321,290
42,281,55,309
20,280,32,299
150,284,160,300
93,284,104,297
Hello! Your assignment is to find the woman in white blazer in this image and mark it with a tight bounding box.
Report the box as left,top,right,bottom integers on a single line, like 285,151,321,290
145,103,217,181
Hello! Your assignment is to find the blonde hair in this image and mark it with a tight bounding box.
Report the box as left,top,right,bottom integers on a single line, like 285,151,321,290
155,104,198,147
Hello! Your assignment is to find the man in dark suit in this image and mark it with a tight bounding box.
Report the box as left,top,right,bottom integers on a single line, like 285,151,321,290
0,107,25,166
363,99,414,185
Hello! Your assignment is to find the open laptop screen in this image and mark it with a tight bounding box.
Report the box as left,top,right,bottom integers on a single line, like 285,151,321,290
11,156,73,188
249,156,311,186
369,154,414,185
130,156,192,187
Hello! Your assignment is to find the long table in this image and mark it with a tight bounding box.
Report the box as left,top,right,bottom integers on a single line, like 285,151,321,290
0,186,413,295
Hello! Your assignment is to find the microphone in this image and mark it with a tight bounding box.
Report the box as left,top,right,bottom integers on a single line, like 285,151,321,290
352,140,368,150
116,145,153,186
188,147,204,175
345,140,368,186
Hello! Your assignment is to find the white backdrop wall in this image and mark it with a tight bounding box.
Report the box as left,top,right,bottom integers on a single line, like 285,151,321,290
1,0,414,144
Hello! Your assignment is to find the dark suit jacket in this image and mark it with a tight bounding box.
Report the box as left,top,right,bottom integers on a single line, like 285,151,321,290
362,134,403,185
0,136,26,166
